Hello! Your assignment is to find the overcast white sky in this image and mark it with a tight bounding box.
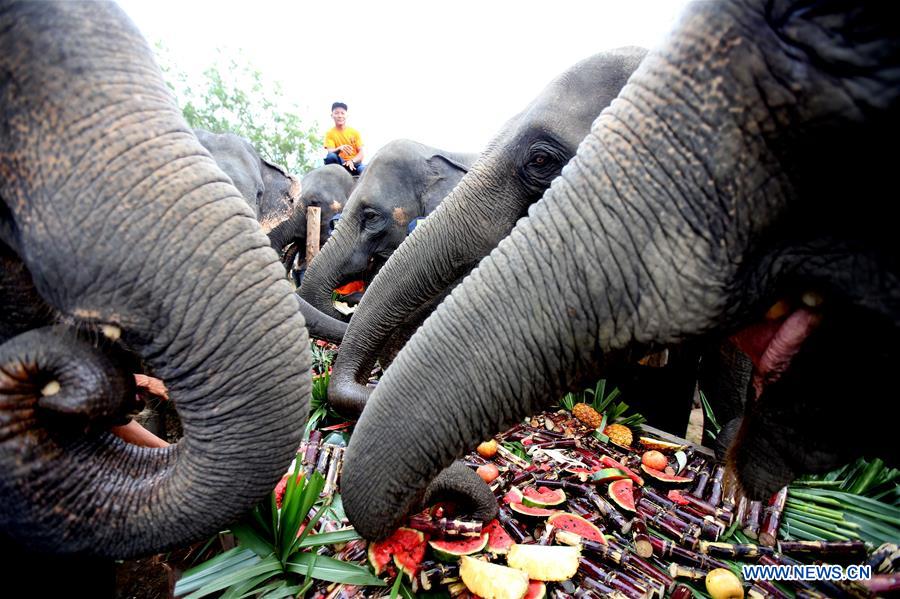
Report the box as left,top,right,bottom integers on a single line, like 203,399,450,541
116,0,693,169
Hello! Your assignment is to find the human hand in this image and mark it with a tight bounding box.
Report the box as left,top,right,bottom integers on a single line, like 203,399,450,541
339,144,352,154
343,159,356,172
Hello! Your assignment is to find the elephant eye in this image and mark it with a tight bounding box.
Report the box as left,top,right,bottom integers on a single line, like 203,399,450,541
531,153,548,166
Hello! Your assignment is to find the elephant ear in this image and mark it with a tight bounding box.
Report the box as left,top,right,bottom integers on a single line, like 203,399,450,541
422,154,470,214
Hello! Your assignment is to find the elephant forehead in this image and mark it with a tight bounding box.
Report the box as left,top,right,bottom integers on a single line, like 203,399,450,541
392,207,410,226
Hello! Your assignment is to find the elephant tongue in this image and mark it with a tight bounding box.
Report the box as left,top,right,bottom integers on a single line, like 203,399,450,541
730,296,823,399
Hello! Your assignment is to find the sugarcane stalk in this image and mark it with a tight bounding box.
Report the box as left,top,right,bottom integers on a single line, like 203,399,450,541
447,581,468,597
497,506,531,543
637,501,699,542
495,443,530,469
584,487,629,532
315,443,333,475
744,500,762,539
698,540,773,560
860,573,900,595
776,540,867,561
301,429,322,479
760,554,849,598
648,537,729,571
691,467,711,498
866,542,900,573
415,561,459,592
794,591,830,599
678,491,733,524
758,486,788,546
669,585,694,599
576,575,619,598
579,558,652,599
322,446,344,498
618,551,676,593
406,514,483,537
620,563,667,598
528,438,579,450
747,581,789,599
629,516,653,558
667,562,707,580
706,466,725,507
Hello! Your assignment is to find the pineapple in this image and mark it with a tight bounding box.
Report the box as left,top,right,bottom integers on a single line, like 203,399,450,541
506,544,580,582
572,402,603,428
459,556,529,599
604,423,633,448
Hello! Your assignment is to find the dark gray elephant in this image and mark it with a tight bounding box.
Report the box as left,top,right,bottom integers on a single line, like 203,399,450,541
0,0,309,558
299,139,478,321
268,164,356,277
342,0,900,539
325,48,647,416
195,128,300,223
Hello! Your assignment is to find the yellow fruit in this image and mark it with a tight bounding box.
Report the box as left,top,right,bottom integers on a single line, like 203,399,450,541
459,555,529,599
572,403,604,428
705,568,744,599
639,436,687,452
604,423,633,448
506,543,580,582
477,439,499,458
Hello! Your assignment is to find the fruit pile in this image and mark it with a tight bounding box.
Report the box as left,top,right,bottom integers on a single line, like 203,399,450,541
360,409,895,599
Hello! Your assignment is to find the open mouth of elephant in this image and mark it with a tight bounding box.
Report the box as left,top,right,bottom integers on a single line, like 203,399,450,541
729,291,824,401
331,254,390,316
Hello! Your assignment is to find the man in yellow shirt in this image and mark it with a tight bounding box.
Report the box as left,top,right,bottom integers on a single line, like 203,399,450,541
324,101,365,175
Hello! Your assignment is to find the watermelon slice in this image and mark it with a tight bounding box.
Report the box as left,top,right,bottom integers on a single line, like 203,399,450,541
599,455,644,486
509,502,557,518
503,486,525,505
483,519,514,555
547,512,606,544
608,479,636,512
525,580,547,599
591,467,630,484
429,532,489,561
641,464,693,484
667,490,691,505
521,486,566,508
367,527,427,577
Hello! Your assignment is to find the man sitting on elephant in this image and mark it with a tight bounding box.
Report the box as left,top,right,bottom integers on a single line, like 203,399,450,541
323,101,365,175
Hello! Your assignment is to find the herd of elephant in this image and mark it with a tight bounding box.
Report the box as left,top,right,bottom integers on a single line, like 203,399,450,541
1,0,897,565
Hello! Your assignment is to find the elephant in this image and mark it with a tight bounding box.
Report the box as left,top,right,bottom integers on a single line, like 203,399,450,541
341,0,900,540
195,128,301,224
324,47,649,417
0,0,310,559
268,164,356,280
299,139,478,322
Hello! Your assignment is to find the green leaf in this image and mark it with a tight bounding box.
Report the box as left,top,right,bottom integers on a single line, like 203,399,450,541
289,495,330,555
280,473,326,561
219,573,278,599
285,553,387,586
699,391,721,438
176,547,260,594
231,522,276,559
260,583,306,599
297,527,360,548
390,571,403,599
182,554,283,599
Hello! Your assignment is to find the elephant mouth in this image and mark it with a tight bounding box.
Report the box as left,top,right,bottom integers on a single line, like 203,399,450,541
729,291,824,401
331,254,391,316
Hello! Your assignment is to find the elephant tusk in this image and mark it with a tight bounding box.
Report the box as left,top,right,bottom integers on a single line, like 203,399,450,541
100,324,121,341
41,380,61,397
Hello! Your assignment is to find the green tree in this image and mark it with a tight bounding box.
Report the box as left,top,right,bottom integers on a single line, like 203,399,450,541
156,46,322,174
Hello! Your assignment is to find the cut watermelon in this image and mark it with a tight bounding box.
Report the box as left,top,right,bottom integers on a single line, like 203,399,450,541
521,486,566,508
509,502,557,518
641,464,692,484
525,580,547,599
367,527,427,577
503,486,525,505
547,512,606,544
483,519,514,554
608,479,636,512
591,468,630,484
599,455,644,486
667,490,691,505
429,533,489,561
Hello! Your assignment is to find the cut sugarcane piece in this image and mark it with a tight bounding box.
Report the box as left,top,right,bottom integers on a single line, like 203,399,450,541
459,556,529,599
506,543,580,581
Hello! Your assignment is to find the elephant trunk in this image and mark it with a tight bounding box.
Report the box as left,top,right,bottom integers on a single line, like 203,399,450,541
299,221,360,321
326,164,520,416
267,212,305,263
0,1,309,558
343,2,794,536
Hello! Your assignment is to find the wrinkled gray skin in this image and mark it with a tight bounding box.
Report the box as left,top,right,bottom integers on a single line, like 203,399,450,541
195,128,300,223
343,0,900,540
0,1,309,557
327,49,647,417
269,164,355,275
300,139,478,322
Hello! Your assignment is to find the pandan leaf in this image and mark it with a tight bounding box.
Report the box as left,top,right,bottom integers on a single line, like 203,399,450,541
285,553,387,586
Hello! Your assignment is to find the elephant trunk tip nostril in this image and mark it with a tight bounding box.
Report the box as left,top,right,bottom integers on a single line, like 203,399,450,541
41,380,61,397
